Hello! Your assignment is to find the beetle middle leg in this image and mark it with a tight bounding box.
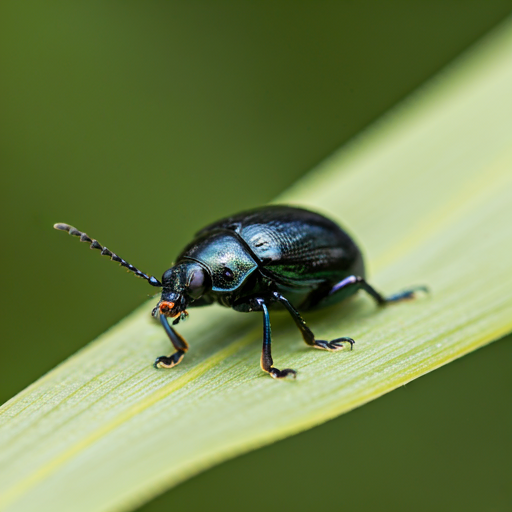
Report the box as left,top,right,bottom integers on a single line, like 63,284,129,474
272,292,355,352
154,314,189,369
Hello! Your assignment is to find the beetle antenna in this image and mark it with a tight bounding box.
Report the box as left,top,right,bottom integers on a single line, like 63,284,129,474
53,223,162,287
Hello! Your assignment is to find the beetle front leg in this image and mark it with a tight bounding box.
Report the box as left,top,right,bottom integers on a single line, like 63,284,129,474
272,292,355,352
154,314,189,369
255,298,297,379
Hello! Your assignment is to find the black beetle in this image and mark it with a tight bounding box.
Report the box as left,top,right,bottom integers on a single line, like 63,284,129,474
54,205,426,379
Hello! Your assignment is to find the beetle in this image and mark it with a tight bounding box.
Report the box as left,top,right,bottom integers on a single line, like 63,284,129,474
54,205,426,379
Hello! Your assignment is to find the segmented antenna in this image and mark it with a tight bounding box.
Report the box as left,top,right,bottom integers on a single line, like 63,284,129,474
53,223,162,287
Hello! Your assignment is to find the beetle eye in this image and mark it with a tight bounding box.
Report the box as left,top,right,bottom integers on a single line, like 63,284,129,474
187,267,207,299
222,268,234,281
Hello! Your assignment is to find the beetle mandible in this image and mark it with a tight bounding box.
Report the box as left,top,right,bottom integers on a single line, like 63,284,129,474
54,205,426,379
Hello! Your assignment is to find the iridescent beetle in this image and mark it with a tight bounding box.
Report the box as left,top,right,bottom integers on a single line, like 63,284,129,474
54,205,426,379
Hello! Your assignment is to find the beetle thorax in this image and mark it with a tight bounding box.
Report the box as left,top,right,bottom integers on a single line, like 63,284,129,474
177,231,259,293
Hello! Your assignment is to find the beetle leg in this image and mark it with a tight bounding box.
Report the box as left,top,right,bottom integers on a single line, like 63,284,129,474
256,298,297,380
154,314,189,369
272,292,355,352
327,275,428,305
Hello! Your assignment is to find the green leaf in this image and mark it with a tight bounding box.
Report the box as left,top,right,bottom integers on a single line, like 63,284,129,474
2,17,512,512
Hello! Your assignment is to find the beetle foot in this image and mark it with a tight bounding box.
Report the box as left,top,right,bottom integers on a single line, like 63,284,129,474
269,367,297,380
313,337,355,352
154,350,185,369
385,285,429,303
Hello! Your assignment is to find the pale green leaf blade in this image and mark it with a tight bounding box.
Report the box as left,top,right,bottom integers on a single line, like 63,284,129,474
2,17,512,512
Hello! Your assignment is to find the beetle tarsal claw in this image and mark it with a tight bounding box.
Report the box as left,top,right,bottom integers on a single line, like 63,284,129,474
313,337,355,352
153,351,185,369
269,368,297,380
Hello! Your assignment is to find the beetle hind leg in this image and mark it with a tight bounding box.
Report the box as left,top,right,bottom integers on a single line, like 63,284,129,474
325,276,428,306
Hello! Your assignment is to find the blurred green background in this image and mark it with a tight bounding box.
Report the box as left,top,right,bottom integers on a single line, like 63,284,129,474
1,2,511,511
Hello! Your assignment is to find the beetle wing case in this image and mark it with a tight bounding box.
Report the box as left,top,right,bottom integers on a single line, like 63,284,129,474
196,205,365,285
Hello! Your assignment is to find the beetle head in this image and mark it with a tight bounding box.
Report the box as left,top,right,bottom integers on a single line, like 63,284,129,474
153,261,211,319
